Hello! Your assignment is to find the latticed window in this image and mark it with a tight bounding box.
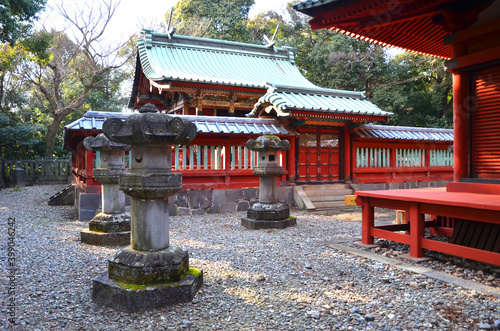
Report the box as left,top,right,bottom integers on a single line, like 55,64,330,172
356,148,390,168
430,149,453,167
173,145,225,170
299,133,317,147
320,134,339,148
172,145,268,171
396,149,425,167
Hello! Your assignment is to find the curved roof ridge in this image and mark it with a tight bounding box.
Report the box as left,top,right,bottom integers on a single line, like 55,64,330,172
248,88,392,118
137,38,162,80
149,31,292,56
270,84,365,99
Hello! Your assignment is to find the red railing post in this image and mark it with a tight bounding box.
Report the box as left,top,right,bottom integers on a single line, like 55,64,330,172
224,142,231,188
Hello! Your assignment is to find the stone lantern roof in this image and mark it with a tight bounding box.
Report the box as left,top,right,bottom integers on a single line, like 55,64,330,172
246,135,291,152
83,133,130,151
102,104,196,145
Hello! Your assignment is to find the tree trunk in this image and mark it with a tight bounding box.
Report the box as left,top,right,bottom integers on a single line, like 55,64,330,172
0,72,5,107
44,114,65,158
439,84,453,122
0,158,6,188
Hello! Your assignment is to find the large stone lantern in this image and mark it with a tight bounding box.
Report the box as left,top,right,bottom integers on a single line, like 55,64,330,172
80,133,131,246
92,104,202,312
241,135,296,229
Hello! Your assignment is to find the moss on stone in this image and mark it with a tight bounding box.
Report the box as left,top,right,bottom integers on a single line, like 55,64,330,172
187,267,202,277
117,282,147,291
114,267,201,291
263,135,281,142
251,141,263,149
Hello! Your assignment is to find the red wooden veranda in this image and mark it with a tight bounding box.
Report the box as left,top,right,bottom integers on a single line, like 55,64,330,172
355,183,500,265
295,0,500,265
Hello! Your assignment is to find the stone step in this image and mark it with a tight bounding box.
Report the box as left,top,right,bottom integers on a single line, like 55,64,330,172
295,184,355,211
48,184,75,206
308,195,346,202
302,184,348,191
305,189,353,198
313,201,347,209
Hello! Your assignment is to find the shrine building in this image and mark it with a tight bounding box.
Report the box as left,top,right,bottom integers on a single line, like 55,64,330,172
62,29,453,220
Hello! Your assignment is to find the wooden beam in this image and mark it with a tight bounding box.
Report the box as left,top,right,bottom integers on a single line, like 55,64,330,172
171,81,265,94
168,85,262,98
446,46,500,71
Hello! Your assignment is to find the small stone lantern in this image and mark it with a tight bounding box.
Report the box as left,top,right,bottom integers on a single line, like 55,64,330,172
241,135,296,229
80,134,131,246
92,104,201,312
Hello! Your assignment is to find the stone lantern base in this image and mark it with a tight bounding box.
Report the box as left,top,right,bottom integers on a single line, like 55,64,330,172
81,213,131,246
92,269,203,312
241,202,296,230
107,247,190,284
92,246,202,311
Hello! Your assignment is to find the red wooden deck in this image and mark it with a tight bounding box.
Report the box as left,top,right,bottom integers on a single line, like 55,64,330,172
355,183,500,266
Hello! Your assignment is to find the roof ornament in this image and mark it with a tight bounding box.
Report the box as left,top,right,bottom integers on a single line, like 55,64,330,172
263,24,279,48
165,9,177,40
282,46,295,64
142,28,154,49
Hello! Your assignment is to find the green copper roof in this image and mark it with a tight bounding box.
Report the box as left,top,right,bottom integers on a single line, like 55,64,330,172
137,29,321,90
134,29,391,119
248,85,392,119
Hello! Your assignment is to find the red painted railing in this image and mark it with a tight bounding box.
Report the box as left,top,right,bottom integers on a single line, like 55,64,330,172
73,142,287,191
352,142,453,184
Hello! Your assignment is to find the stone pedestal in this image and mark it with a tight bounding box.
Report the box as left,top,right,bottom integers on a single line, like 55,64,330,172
92,270,203,312
91,104,202,311
241,135,296,229
81,134,131,246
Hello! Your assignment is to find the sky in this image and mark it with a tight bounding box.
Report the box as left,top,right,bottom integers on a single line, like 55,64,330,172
34,0,295,106
38,0,294,43
36,0,402,60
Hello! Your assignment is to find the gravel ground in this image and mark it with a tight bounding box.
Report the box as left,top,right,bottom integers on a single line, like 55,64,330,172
1,185,499,330
321,208,500,290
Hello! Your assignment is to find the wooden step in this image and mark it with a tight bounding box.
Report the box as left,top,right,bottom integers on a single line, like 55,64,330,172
308,195,345,202
313,201,347,209
302,184,348,191
297,184,355,211
306,189,353,198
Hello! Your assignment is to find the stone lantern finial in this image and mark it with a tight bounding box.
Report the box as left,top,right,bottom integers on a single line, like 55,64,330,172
138,103,160,113
83,133,132,152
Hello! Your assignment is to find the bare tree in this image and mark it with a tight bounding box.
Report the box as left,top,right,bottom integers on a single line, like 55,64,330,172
22,0,134,157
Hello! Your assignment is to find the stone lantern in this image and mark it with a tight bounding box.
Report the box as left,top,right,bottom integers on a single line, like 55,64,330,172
80,134,130,246
92,104,202,312
241,135,296,229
